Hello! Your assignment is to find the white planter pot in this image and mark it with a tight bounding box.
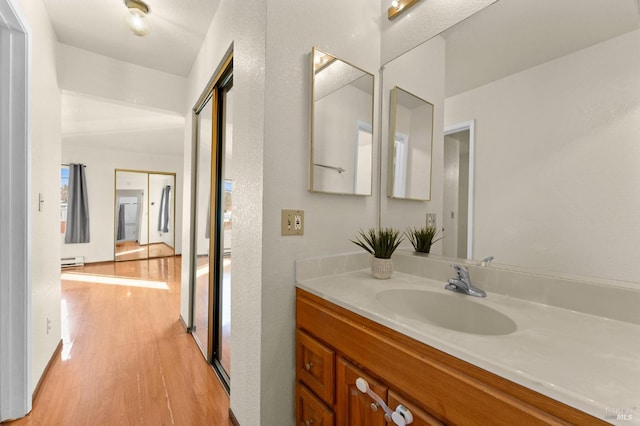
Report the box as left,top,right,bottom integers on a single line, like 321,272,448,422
371,257,393,279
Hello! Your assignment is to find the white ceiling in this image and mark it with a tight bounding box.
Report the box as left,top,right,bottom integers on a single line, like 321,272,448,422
443,0,640,97
62,92,185,155
44,0,217,155
42,0,219,77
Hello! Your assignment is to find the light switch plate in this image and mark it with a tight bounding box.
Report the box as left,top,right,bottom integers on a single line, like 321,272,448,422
282,209,304,236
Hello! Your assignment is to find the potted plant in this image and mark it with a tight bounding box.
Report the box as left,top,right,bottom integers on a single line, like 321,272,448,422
351,228,404,279
405,226,443,254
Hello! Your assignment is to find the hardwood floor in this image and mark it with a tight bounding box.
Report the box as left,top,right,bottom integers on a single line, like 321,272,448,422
115,241,175,261
7,257,232,426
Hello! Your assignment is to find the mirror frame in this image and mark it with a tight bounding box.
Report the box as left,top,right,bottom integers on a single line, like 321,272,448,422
309,46,375,196
388,85,435,201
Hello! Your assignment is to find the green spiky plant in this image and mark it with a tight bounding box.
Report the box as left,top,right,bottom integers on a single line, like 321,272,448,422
405,226,443,254
351,228,404,259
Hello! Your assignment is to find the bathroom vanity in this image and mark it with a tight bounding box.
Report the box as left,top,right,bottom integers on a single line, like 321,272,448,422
295,252,640,425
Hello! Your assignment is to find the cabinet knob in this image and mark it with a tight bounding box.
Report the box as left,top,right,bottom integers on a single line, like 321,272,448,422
370,402,379,412
304,362,313,371
303,420,314,426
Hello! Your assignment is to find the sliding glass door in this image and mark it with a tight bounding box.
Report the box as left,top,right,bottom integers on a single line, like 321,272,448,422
191,54,233,391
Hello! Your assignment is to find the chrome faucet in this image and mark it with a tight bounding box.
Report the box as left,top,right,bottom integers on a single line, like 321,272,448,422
445,264,487,297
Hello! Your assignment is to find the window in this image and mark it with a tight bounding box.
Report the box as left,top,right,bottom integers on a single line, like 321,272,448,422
61,165,69,233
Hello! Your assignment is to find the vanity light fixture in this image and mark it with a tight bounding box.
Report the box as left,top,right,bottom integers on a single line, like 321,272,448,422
124,0,151,37
388,0,421,20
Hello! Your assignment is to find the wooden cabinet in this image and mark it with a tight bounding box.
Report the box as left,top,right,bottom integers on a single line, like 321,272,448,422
297,330,335,406
336,357,387,426
388,390,442,426
296,288,607,426
297,383,334,426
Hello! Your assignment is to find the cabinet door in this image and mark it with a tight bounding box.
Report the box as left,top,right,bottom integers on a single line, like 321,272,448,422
336,357,387,426
297,383,334,426
388,390,444,426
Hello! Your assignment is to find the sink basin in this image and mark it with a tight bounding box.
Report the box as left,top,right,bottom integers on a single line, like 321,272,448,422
376,289,517,335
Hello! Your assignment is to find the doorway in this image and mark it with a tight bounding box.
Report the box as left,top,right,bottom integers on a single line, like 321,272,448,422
443,121,474,259
191,53,233,391
0,0,31,420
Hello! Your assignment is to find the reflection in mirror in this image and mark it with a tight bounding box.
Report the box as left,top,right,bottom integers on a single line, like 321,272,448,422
115,171,148,261
389,86,434,200
381,0,640,283
193,95,213,355
310,47,375,195
148,173,176,258
114,169,175,261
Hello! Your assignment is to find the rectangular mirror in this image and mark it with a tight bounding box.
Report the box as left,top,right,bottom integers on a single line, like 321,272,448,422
310,47,375,196
389,86,434,200
114,169,175,261
380,0,640,283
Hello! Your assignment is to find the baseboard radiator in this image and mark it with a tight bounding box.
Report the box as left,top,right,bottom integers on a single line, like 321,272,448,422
61,256,84,268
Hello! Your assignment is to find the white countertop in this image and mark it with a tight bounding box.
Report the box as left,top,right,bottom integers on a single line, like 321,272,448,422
296,270,640,425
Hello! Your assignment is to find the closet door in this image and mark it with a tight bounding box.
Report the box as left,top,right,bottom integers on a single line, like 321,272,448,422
192,95,214,358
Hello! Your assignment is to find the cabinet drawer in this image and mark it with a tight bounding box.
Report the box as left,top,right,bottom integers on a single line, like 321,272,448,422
297,329,335,405
297,383,334,426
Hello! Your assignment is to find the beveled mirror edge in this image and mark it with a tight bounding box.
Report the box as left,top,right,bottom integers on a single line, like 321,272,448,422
388,85,435,201
309,46,376,197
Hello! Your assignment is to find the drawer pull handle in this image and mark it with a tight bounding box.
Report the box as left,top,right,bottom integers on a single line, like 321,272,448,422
304,362,313,371
356,377,414,425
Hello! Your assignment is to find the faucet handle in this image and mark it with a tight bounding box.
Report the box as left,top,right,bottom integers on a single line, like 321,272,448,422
480,256,494,266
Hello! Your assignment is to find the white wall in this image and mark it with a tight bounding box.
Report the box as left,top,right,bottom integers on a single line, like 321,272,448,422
263,2,380,424
381,36,446,250
445,29,640,282
17,0,62,397
181,1,265,425
61,144,183,262
182,1,380,424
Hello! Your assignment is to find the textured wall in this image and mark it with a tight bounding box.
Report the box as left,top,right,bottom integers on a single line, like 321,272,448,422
17,0,62,397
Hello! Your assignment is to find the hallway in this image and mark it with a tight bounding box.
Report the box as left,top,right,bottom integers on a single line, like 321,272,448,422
7,257,232,426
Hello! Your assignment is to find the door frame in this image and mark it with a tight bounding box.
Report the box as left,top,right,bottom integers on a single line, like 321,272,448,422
0,0,32,421
444,120,475,259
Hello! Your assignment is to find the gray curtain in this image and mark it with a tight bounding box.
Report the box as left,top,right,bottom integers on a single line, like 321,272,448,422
157,185,171,233
65,163,90,243
116,204,125,240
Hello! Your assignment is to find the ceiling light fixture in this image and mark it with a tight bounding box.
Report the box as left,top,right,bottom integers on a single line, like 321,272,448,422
388,0,420,20
124,0,151,37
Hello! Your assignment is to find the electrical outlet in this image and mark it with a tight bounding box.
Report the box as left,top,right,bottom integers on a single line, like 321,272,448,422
46,317,51,335
426,213,437,229
281,209,304,236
